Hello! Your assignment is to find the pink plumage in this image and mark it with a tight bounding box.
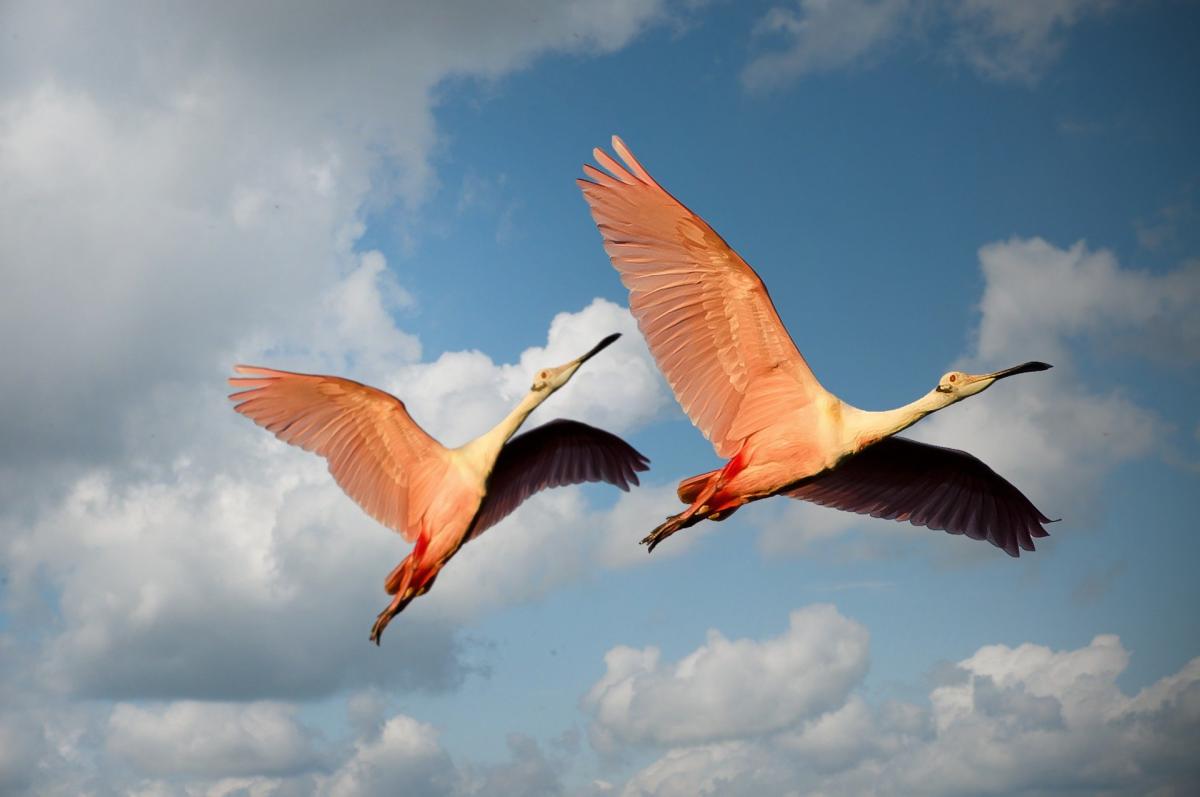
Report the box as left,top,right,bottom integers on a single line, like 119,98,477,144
229,336,647,644
580,137,1054,556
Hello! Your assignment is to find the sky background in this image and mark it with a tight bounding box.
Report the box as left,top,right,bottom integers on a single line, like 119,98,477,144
2,1,1198,794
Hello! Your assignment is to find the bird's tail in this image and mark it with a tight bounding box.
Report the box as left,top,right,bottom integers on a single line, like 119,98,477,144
677,469,721,504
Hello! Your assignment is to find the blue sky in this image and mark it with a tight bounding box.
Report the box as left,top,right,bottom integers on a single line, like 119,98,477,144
2,1,1198,794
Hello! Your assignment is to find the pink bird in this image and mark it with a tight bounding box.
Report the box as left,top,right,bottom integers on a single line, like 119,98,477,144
579,137,1054,556
228,333,648,644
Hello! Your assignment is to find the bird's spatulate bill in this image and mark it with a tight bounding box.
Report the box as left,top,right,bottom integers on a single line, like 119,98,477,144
987,361,1053,380
576,332,621,364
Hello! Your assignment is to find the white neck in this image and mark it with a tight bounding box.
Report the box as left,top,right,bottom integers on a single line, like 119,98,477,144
842,390,949,449
458,389,547,472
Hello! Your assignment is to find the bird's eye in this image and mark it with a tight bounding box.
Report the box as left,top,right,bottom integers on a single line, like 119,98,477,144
539,370,549,380
949,374,957,382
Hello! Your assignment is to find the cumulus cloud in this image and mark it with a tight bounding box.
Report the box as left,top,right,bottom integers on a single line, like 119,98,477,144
424,481,674,622
593,610,1200,796
584,605,869,749
107,702,322,777
755,236,1189,560
972,238,1200,367
755,496,861,557
320,714,456,797
914,237,1193,518
0,713,45,794
0,0,671,508
389,298,667,446
1,286,668,704
0,3,682,788
11,442,472,700
3,700,567,796
8,609,1197,797
741,0,1114,89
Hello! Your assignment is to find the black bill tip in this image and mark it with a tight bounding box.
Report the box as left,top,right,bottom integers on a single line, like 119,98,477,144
580,332,621,362
992,361,1053,379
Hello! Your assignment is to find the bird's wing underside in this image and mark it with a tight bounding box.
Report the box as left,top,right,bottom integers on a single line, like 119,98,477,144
785,436,1054,557
468,419,650,540
229,366,449,542
579,136,826,458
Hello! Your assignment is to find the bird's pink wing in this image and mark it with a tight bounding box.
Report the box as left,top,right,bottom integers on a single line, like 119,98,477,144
467,419,650,540
228,365,449,542
579,136,826,458
786,436,1054,557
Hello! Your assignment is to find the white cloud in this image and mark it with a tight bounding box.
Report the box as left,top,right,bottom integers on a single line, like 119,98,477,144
756,236,1188,561
973,238,1200,367
0,0,672,507
315,721,566,797
9,453,470,700
0,2,680,794
319,714,455,797
591,484,709,569
915,237,1193,518
584,605,869,749
741,0,1114,89
0,0,679,782
1,284,667,703
2,699,566,796
9,606,1200,795
0,713,45,794
620,742,781,797
595,612,1200,796
389,298,667,446
107,702,321,777
949,0,1116,83
453,733,566,797
754,498,861,557
742,0,909,90
422,475,710,623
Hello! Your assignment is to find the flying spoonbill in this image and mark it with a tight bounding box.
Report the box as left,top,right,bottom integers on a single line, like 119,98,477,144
579,138,1053,556
229,333,648,643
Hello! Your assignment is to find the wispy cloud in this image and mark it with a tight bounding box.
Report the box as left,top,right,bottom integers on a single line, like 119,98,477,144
742,0,1116,90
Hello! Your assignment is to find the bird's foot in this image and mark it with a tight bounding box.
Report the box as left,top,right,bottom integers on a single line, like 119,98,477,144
369,588,421,646
369,608,394,646
641,515,685,553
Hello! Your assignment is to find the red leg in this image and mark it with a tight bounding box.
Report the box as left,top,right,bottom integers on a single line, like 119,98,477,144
370,590,414,645
642,451,749,552
372,531,434,645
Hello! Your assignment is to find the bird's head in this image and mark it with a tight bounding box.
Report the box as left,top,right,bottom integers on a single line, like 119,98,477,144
932,361,1052,405
530,333,621,394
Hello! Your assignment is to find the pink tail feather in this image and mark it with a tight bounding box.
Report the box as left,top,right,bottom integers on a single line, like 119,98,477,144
677,469,720,504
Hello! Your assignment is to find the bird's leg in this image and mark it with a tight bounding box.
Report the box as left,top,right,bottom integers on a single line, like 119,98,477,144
369,591,413,646
642,475,722,552
641,511,705,552
644,453,749,552
371,532,436,646
370,575,440,646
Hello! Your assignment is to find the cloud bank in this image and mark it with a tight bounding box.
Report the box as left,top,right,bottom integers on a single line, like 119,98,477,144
591,608,1200,796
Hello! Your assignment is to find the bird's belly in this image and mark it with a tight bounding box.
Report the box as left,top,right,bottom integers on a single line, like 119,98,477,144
729,434,841,499
422,469,485,561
